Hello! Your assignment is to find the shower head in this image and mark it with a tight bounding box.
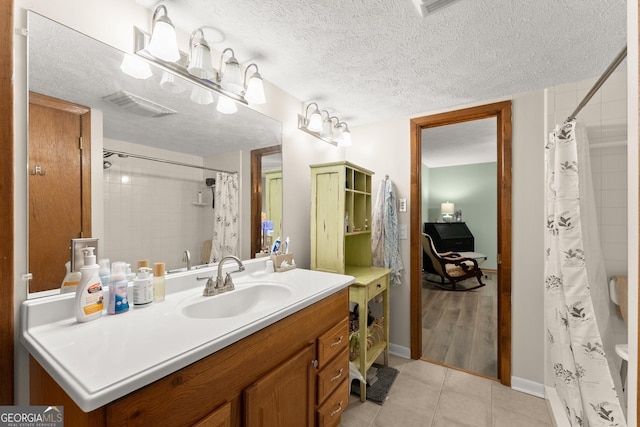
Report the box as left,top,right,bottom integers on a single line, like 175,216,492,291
205,178,215,187
103,161,112,169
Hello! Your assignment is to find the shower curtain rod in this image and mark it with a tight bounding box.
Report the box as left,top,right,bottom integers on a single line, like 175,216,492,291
567,45,627,122
103,149,237,174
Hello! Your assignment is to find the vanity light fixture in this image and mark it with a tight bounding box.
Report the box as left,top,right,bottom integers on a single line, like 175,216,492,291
146,5,180,62
216,96,238,114
304,102,323,132
160,71,186,94
336,122,352,147
243,63,266,105
190,86,214,105
219,48,244,94
120,53,152,79
297,103,353,146
187,28,216,80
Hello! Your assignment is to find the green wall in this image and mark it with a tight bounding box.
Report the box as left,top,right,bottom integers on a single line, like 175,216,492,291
423,162,497,269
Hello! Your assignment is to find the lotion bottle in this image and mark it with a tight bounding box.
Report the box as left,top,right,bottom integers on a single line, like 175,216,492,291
108,262,130,314
153,262,165,302
133,267,153,307
75,247,103,322
60,261,81,293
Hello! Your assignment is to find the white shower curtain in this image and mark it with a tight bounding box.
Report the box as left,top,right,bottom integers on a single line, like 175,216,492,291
209,172,239,263
544,120,625,426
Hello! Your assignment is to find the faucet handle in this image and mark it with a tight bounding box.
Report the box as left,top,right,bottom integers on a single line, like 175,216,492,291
223,273,235,291
203,277,220,296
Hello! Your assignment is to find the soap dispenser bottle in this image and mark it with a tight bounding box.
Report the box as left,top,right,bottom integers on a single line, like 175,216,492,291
108,262,130,315
75,247,103,322
133,267,153,307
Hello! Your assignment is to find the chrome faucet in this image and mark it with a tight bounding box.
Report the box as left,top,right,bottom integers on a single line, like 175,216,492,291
182,249,191,271
201,255,245,296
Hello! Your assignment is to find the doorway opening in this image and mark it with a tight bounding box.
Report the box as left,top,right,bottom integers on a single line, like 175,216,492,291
409,101,512,385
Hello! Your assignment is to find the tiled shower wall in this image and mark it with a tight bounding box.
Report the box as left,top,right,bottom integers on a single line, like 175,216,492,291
546,71,628,277
103,139,213,271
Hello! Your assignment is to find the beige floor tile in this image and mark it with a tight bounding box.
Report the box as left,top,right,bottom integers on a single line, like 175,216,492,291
339,394,380,427
442,368,493,405
398,359,446,391
492,382,552,424
432,389,492,427
371,400,434,427
493,406,552,427
386,373,441,407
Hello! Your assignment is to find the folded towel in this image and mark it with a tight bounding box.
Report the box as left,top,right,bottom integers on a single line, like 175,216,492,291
613,275,628,326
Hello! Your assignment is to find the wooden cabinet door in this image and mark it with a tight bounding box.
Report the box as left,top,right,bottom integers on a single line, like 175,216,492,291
244,344,315,427
28,93,91,292
311,168,344,274
192,401,231,427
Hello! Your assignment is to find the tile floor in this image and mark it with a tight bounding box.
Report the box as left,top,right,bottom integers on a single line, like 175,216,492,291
340,355,555,427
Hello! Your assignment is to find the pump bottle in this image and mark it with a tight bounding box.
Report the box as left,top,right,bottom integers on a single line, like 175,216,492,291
108,262,130,314
75,247,103,322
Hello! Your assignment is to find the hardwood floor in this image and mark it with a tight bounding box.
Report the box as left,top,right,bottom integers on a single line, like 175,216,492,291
421,272,498,378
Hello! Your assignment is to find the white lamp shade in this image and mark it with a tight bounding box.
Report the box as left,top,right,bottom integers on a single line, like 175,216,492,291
190,86,214,105
147,18,180,62
221,59,244,94
307,111,323,132
244,75,266,104
321,117,332,137
187,43,216,80
441,202,455,215
160,71,186,93
120,54,152,79
338,130,352,147
332,124,344,142
217,96,238,114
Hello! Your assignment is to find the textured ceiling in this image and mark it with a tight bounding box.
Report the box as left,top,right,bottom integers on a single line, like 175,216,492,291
422,117,496,168
136,0,627,127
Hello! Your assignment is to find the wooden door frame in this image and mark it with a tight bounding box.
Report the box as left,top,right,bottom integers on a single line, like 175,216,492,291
409,101,512,386
0,0,14,405
250,145,282,257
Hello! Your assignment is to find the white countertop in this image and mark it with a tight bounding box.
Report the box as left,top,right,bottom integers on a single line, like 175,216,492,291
21,259,354,412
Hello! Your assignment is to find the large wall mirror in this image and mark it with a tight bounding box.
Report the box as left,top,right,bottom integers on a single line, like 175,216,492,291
27,12,283,295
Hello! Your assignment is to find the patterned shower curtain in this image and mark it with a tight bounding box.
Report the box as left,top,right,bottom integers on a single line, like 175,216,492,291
544,120,625,426
209,172,239,263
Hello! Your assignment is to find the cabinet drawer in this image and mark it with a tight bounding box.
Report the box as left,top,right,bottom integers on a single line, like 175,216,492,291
317,348,349,405
316,379,349,427
317,317,349,368
366,277,387,298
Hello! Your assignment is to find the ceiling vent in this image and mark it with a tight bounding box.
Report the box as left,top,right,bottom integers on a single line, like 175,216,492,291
103,91,177,118
411,0,462,17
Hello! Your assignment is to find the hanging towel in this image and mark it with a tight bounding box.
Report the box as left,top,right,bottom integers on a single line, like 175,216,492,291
371,178,404,286
383,179,403,286
371,180,386,267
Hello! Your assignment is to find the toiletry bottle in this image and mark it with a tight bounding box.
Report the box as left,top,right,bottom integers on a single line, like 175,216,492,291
60,261,81,293
125,263,136,282
153,262,165,302
108,262,130,315
139,259,152,282
98,259,110,312
133,267,153,307
75,247,103,322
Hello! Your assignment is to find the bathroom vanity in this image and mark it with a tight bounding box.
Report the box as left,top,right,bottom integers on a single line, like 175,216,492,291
22,260,353,426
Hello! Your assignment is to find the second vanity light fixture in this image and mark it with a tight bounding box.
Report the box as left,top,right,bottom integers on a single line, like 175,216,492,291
298,102,352,147
131,4,266,113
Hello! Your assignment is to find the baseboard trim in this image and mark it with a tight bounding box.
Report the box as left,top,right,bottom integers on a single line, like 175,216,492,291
389,343,411,359
545,385,570,427
511,376,545,398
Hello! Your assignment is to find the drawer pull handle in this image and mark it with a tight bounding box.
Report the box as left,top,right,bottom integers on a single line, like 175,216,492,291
330,368,344,382
377,283,381,288
330,336,344,348
330,401,344,417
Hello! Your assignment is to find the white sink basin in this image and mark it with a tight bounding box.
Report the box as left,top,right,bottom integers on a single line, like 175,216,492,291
180,283,293,319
